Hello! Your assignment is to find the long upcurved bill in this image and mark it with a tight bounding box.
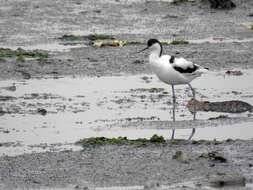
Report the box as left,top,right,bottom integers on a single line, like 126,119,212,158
136,46,149,54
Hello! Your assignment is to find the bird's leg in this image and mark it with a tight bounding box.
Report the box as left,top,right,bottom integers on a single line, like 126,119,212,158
188,83,196,120
171,85,176,139
188,83,196,139
188,83,195,100
171,129,175,140
188,128,196,140
171,84,176,106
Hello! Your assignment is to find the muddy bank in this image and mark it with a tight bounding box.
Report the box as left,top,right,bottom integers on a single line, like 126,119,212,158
1,0,252,44
1,41,253,80
0,139,253,189
0,0,253,79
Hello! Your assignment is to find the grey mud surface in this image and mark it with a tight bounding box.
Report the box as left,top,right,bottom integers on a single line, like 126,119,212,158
1,140,253,190
0,0,253,79
1,0,253,189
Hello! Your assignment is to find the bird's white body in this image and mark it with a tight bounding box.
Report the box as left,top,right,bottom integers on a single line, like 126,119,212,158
148,43,207,85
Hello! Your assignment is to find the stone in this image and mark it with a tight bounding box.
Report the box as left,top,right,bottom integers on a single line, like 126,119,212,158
172,151,189,163
208,0,236,9
209,174,246,187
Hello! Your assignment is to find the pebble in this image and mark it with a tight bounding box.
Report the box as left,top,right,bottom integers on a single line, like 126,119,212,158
172,151,189,163
246,25,253,30
144,181,160,190
209,174,246,187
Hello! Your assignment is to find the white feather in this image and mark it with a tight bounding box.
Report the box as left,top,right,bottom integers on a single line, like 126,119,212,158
173,57,194,69
148,45,208,85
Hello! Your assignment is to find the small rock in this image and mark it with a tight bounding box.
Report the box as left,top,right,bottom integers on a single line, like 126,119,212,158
144,181,160,190
93,10,101,14
208,115,228,120
208,0,236,9
132,59,144,64
187,99,252,113
3,130,10,134
3,84,16,92
162,14,178,19
87,57,99,62
74,185,89,190
209,174,246,187
0,58,6,63
213,37,224,41
37,108,47,116
231,90,241,95
200,152,227,163
0,96,16,101
225,70,243,76
246,25,253,30
31,179,41,184
172,151,189,163
22,71,31,79
0,107,5,116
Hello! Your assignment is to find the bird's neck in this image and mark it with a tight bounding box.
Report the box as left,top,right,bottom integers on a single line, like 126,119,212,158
149,51,162,69
148,43,163,68
150,43,162,57
149,52,160,63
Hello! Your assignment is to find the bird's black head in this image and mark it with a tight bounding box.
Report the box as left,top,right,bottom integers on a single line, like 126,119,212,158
147,38,162,57
147,39,160,47
136,38,162,57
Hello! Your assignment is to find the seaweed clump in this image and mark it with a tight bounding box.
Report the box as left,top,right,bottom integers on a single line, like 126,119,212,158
171,0,188,4
171,40,189,45
76,134,166,147
0,48,48,58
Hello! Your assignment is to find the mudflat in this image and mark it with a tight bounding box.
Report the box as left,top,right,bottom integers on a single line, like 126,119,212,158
0,0,253,189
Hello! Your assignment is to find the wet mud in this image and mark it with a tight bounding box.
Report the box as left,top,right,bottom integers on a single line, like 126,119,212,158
1,0,253,189
0,0,253,80
1,140,253,190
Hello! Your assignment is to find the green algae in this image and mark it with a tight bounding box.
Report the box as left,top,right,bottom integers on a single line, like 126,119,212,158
0,48,48,59
16,55,25,62
77,137,227,147
171,40,189,45
150,134,166,143
171,0,189,4
76,134,166,147
123,41,145,45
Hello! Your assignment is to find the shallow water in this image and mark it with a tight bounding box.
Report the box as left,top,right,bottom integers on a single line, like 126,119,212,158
0,70,253,156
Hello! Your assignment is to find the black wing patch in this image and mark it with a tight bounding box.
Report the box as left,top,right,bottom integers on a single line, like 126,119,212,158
173,64,199,73
169,56,175,64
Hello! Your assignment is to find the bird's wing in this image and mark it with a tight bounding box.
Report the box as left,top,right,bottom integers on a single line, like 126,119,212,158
172,57,199,74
